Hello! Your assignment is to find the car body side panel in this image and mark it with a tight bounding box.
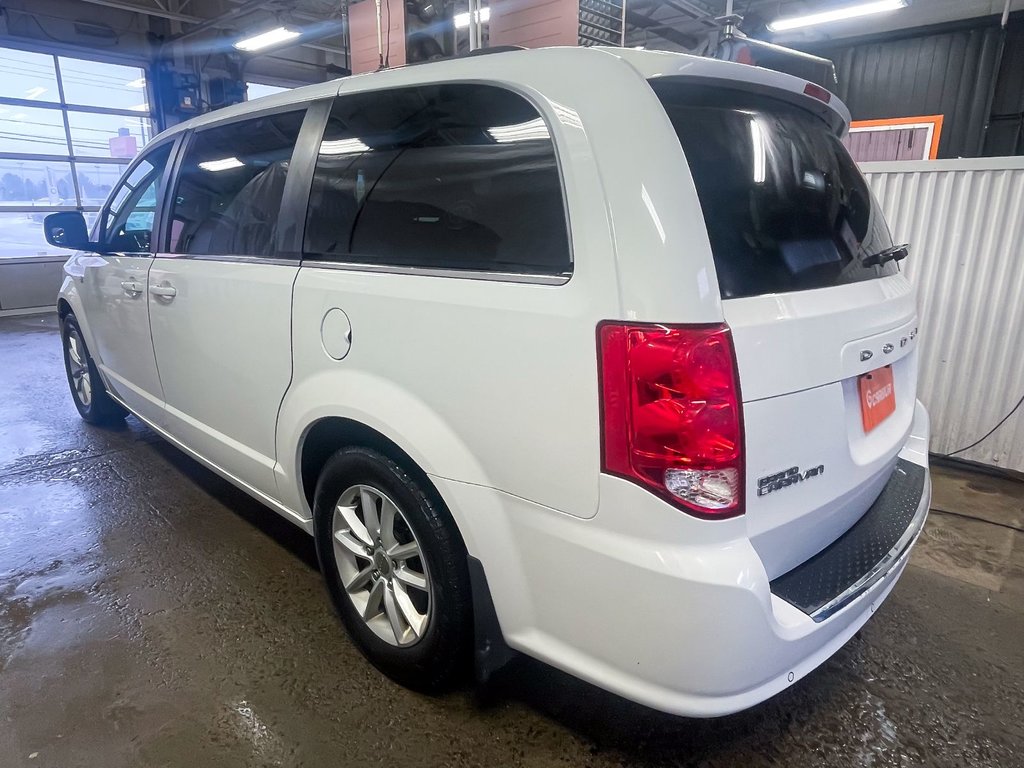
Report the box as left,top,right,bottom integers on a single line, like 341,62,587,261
278,272,606,520
65,253,164,422
274,49,727,521
148,258,299,501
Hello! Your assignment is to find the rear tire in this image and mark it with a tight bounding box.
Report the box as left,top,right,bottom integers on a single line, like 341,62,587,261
61,313,126,426
313,446,471,692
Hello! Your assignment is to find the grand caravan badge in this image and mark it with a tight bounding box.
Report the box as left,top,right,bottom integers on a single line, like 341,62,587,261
757,465,825,497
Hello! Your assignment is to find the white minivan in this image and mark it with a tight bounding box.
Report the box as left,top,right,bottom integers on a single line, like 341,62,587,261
47,46,931,717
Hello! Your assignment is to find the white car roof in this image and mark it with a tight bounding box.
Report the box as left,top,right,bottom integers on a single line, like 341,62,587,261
159,45,850,140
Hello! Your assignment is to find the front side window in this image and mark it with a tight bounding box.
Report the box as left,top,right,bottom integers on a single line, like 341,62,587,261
167,110,305,257
304,84,571,276
101,142,172,254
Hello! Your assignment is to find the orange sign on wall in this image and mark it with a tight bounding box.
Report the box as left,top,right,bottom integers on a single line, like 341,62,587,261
845,115,944,162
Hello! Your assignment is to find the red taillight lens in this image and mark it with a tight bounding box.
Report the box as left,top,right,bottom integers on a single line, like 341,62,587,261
803,82,833,104
598,322,745,518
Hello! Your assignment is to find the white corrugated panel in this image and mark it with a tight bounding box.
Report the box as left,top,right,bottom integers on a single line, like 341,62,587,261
862,158,1024,472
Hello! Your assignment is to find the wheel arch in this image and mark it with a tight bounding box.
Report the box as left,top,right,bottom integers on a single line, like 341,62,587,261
299,416,443,518
299,415,515,679
57,297,73,320
277,369,494,527
56,279,101,364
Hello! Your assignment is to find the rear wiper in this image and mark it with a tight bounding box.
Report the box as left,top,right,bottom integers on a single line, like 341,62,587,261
862,243,909,267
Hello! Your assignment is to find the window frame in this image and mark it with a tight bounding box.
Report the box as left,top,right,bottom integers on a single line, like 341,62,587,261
97,136,180,255
298,81,574,286
158,100,327,264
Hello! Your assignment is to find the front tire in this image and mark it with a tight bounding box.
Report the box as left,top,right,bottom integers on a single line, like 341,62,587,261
313,447,471,692
61,313,126,426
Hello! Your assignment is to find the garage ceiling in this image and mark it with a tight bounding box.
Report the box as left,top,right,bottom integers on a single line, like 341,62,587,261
3,0,1023,83
73,0,349,54
627,0,1024,50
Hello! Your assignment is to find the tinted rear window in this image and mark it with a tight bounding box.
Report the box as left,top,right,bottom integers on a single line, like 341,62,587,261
304,84,571,276
652,81,898,300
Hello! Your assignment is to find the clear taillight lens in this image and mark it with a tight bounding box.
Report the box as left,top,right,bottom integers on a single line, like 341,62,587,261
598,322,745,518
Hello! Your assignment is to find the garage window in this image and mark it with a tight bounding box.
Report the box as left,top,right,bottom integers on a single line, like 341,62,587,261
0,46,153,260
166,110,305,257
303,84,571,277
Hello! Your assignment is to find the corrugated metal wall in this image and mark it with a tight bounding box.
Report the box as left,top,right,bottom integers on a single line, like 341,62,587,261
822,27,1004,158
862,158,1024,472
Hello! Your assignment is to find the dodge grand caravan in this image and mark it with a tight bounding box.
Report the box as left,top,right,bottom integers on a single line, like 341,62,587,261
46,46,931,717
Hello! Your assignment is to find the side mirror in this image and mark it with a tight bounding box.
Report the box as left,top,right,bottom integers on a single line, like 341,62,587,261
43,211,97,251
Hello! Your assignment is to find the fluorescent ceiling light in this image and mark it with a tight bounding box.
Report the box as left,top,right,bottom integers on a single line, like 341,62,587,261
768,0,908,32
487,117,549,143
24,86,47,99
319,138,370,156
199,156,244,172
454,7,490,29
126,77,146,88
234,26,301,52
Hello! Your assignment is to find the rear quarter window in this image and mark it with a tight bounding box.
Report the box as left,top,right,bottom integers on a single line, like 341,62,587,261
303,83,571,277
651,81,898,299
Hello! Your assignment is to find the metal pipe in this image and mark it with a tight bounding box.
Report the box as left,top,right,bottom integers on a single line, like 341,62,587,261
77,0,200,24
477,0,485,48
468,0,479,52
1001,0,1011,28
375,0,384,68
168,0,269,42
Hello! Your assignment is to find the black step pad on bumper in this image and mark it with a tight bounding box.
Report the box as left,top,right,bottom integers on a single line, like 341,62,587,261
770,459,927,621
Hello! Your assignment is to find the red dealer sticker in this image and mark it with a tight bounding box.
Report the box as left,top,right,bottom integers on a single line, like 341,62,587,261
858,365,896,433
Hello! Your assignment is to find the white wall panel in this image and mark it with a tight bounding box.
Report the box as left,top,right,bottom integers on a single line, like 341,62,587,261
0,257,64,312
862,158,1024,472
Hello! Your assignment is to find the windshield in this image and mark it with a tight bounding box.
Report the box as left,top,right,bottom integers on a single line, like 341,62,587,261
651,80,898,300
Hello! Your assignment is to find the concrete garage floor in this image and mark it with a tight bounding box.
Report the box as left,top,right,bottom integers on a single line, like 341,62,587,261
1,313,1022,768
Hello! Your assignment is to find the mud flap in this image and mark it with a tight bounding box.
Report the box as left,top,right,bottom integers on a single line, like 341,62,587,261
468,555,517,683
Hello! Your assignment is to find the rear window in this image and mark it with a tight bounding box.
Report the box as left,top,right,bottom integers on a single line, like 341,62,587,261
651,81,898,300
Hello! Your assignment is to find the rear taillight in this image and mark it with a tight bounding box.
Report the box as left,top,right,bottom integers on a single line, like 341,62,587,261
598,322,745,518
803,82,833,104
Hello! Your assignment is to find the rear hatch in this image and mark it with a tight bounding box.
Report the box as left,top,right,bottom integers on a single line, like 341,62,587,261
651,80,920,578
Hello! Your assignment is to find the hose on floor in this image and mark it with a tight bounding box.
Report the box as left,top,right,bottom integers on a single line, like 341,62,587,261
937,392,1024,458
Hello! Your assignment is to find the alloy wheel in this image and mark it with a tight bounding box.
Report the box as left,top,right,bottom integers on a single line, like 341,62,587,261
66,329,92,408
331,484,432,646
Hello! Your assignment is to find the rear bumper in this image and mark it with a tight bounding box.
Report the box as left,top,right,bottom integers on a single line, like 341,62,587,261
770,457,928,621
432,399,931,717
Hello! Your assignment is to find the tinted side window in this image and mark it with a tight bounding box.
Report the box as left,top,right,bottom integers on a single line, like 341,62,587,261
168,110,305,257
101,142,172,254
304,84,571,275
